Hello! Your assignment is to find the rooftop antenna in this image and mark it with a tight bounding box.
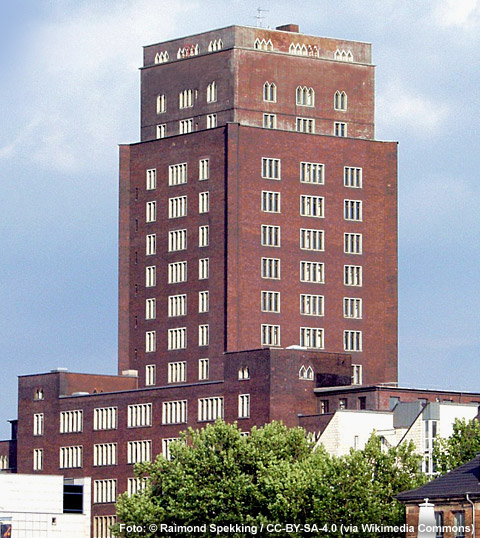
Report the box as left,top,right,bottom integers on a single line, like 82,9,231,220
255,7,269,28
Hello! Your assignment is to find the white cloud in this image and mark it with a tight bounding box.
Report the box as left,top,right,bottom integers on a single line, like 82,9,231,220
1,0,197,174
376,80,450,136
434,0,480,28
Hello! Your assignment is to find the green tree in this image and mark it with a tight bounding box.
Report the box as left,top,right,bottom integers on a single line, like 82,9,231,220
114,421,425,538
433,418,480,474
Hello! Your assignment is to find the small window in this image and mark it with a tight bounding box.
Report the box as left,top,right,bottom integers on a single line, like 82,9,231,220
339,398,347,409
344,167,362,188
179,89,194,109
296,117,315,133
238,367,250,380
358,397,366,410
261,158,281,179
156,124,166,139
207,81,217,103
34,388,44,400
334,122,347,137
199,158,209,180
344,330,362,352
145,364,156,386
157,94,166,114
334,91,347,111
296,86,315,107
179,118,193,134
238,394,250,418
352,364,362,385
453,512,465,538
199,358,209,380
206,114,217,129
261,324,280,346
320,400,329,414
146,169,157,190
263,82,277,102
263,113,277,129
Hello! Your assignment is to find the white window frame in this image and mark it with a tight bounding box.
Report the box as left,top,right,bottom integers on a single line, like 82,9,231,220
199,290,209,313
146,330,156,353
199,324,209,346
179,118,193,134
168,196,187,219
168,261,187,284
261,324,280,346
199,258,209,280
59,445,83,469
334,90,347,111
261,257,280,279
261,225,280,247
199,158,209,180
199,192,210,213
146,201,157,223
261,191,280,213
156,123,166,139
300,327,324,349
344,233,363,255
334,121,347,137
300,261,325,284
198,358,209,380
300,162,324,184
168,327,187,350
93,516,116,538
127,403,152,428
300,195,324,218
60,410,83,434
169,163,187,186
344,265,362,286
179,89,194,109
300,294,324,316
199,225,209,247
261,158,281,180
263,81,277,102
168,229,187,252
146,234,156,255
296,117,315,133
93,407,117,431
94,479,117,504
296,86,315,106
162,400,187,424
33,448,43,471
198,397,224,422
207,81,217,103
33,413,44,436
344,297,362,319
93,443,117,466
146,298,156,320
263,113,277,129
344,167,362,188
344,330,363,352
162,438,180,461
157,94,166,114
261,290,280,313
146,265,156,287
206,114,217,129
146,169,157,190
145,364,156,386
300,228,324,251
168,361,186,383
344,200,363,221
168,294,187,317
352,364,363,385
238,394,250,419
127,440,152,464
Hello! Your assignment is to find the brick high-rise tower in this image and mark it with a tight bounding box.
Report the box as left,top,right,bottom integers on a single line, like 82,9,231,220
118,23,398,391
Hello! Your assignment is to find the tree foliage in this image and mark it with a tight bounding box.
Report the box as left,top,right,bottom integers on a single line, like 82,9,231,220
433,418,480,474
114,421,425,538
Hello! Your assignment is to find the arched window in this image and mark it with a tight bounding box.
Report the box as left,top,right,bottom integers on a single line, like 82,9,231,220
296,86,314,107
155,51,169,64
238,366,250,380
34,388,44,400
306,366,314,380
157,94,166,114
263,81,276,102
208,39,223,52
335,49,354,62
334,91,347,111
207,81,217,103
299,366,307,379
255,38,273,51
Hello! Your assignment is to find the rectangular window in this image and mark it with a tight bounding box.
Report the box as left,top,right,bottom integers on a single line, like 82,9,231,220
261,257,280,279
199,158,209,180
146,169,157,190
145,365,156,386
344,233,362,254
156,123,166,139
93,408,117,431
93,516,116,538
168,327,187,350
179,89,193,108
162,400,187,424
207,81,217,103
199,358,209,380
127,440,151,464
162,438,180,461
296,117,315,133
128,477,148,496
168,163,187,186
33,413,44,436
261,291,280,313
453,512,465,538
334,121,347,137
199,291,209,313
168,261,187,284
344,330,362,352
300,294,324,316
93,443,117,466
344,200,362,221
261,158,281,180
199,324,209,346
263,113,277,129
33,448,43,471
94,479,117,504
199,225,209,247
146,234,156,255
198,397,224,422
168,229,187,252
300,228,324,251
146,201,157,223
344,298,362,319
168,196,187,218
145,330,156,352
300,261,325,283
168,361,186,383
146,298,156,320
261,225,280,247
434,512,444,538
344,265,362,286
352,364,363,385
199,258,209,280
300,162,324,184
261,191,281,213
206,114,217,129
199,192,210,213
168,294,187,317
60,446,82,469
238,394,250,418
127,403,152,428
320,400,329,414
179,118,193,134
300,327,324,349
344,167,362,188
157,94,166,114
300,195,324,218
60,410,83,434
146,265,156,287
261,324,280,346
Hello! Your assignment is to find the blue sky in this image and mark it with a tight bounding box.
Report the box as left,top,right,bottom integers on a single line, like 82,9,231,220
1,0,479,438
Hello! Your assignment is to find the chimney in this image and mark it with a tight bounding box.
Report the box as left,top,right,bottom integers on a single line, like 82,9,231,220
276,24,299,33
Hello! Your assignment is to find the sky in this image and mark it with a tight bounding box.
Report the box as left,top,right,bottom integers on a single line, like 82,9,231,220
0,0,479,439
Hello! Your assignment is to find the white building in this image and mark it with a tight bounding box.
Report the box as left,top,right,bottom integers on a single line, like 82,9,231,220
315,401,479,475
0,474,91,538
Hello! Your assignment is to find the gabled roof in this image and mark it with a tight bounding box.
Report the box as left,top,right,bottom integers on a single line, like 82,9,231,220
397,455,480,502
